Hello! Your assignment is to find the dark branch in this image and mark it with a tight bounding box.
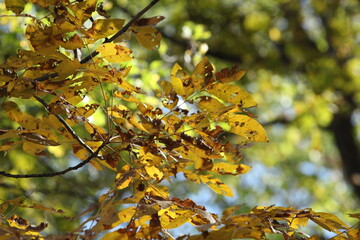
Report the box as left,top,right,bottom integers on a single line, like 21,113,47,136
0,141,106,179
34,0,160,82
34,96,96,156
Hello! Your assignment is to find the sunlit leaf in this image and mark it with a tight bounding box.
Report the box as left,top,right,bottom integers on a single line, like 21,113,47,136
211,162,251,175
200,175,233,197
133,16,165,26
216,65,246,83
192,57,214,90
158,207,194,229
228,114,269,142
310,212,349,234
5,0,26,14
96,43,133,63
133,26,162,49
2,101,45,130
145,165,164,181
170,63,186,96
23,140,46,156
208,83,257,108
86,19,126,40
20,129,60,146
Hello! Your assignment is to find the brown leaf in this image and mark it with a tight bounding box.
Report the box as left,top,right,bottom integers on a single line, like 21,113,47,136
133,16,165,26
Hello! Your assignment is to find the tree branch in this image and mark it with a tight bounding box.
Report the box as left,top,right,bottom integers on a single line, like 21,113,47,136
0,141,106,178
34,96,96,156
34,0,160,82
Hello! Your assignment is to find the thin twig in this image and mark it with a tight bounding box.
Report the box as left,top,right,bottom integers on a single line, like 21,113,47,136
0,0,161,179
34,96,95,155
34,0,160,82
33,0,161,154
0,141,106,179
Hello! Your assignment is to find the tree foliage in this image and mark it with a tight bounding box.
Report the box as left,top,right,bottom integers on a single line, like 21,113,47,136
0,0,359,239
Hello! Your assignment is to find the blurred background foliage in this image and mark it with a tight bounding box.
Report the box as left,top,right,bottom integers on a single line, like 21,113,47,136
1,0,360,236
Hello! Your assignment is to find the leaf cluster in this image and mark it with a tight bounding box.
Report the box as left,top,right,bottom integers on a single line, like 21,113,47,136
0,0,358,239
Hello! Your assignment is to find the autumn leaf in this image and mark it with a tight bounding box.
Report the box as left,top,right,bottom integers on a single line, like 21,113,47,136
2,101,45,130
158,207,194,229
145,165,164,181
54,58,81,79
86,19,126,40
208,82,257,108
20,129,60,146
216,65,246,83
133,16,165,26
5,0,26,14
133,26,162,49
192,57,214,90
310,212,349,234
211,162,251,175
228,114,269,142
200,175,234,197
96,43,133,63
170,63,186,97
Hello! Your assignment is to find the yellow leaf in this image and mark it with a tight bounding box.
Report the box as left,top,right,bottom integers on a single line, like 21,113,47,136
192,57,214,90
159,81,179,110
129,115,149,133
197,96,227,115
162,115,183,133
170,63,186,96
140,152,163,166
20,129,60,146
113,90,141,103
7,214,29,230
208,83,257,108
145,185,170,199
59,34,84,50
43,114,73,140
145,165,164,181
159,207,193,229
54,58,81,80
133,26,162,49
84,122,106,137
86,19,125,40
72,141,103,160
0,141,20,151
5,0,26,14
310,212,349,234
110,207,137,228
2,101,45,130
290,217,309,229
200,175,233,197
23,140,45,156
211,162,251,175
347,228,360,240
101,231,128,240
215,66,246,83
96,43,133,63
116,176,133,190
228,115,269,142
66,0,96,26
0,129,18,140
182,169,201,183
